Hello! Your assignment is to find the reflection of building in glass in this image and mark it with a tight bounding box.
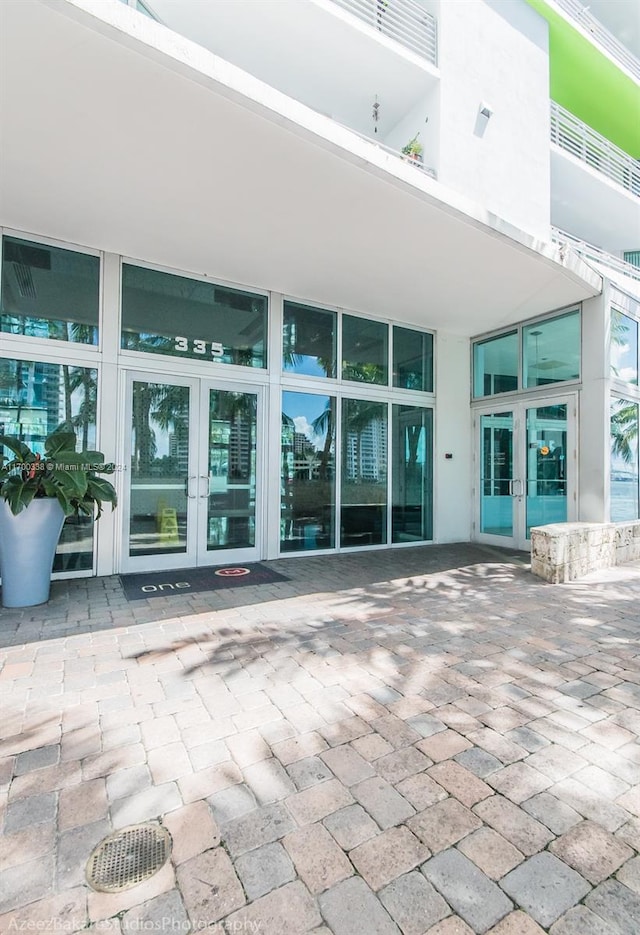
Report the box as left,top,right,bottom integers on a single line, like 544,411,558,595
0,359,61,443
229,418,251,479
346,418,387,481
212,416,252,479
168,431,189,474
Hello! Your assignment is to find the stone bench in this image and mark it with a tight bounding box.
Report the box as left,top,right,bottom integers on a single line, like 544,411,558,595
531,521,640,583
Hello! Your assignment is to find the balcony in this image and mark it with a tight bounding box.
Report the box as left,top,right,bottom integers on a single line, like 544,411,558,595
553,0,640,81
329,118,436,179
550,102,640,256
331,0,437,65
552,228,640,284
550,102,640,198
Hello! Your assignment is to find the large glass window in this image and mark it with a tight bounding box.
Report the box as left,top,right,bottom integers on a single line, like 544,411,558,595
0,356,98,571
473,332,518,397
393,327,433,392
342,315,388,385
281,392,335,552
283,302,336,378
341,398,387,546
611,396,639,521
1,237,99,344
392,406,433,542
523,312,580,388
121,264,267,368
611,310,638,385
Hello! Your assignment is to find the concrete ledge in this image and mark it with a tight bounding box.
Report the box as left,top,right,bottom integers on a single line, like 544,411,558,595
531,521,640,583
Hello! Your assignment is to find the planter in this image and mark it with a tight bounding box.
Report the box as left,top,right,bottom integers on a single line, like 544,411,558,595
0,498,66,607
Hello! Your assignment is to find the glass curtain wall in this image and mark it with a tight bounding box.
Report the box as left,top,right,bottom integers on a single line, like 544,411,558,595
121,264,267,368
280,305,434,553
341,398,388,546
0,356,98,570
525,404,567,533
1,237,99,344
611,397,639,521
281,392,335,551
283,303,336,378
523,312,580,388
610,311,639,385
392,406,433,541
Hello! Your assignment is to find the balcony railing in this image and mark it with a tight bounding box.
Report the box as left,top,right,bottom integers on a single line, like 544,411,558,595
552,227,640,283
554,0,640,81
331,0,437,65
337,120,437,178
550,102,640,198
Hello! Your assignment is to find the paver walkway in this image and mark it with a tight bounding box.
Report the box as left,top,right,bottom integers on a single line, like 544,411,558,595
1,543,640,935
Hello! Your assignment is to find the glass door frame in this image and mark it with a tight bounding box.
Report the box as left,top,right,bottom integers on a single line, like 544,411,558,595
473,393,577,550
121,371,200,573
120,370,265,573
196,378,264,568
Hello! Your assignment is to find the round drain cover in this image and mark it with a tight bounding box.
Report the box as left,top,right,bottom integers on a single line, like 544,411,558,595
86,823,171,893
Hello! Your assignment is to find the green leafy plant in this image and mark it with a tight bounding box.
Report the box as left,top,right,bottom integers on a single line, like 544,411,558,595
0,431,117,518
401,133,423,158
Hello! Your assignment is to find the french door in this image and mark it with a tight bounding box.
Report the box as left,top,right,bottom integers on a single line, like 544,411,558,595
122,372,262,571
474,395,576,550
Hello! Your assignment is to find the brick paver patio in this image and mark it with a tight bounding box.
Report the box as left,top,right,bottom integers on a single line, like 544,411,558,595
1,543,639,934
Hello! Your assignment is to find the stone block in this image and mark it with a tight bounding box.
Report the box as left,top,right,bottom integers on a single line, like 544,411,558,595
225,881,322,934
324,803,379,850
176,847,245,924
319,876,400,935
283,823,353,894
379,871,449,935
549,821,633,884
350,826,429,891
422,848,512,932
234,841,296,899
352,777,415,829
408,798,481,853
585,880,640,935
222,802,296,857
500,852,591,928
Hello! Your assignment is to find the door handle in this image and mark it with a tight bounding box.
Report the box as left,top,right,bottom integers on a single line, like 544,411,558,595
199,475,210,498
185,476,197,499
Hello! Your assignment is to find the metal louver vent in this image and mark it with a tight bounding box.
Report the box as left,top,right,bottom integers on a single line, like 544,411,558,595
13,263,37,299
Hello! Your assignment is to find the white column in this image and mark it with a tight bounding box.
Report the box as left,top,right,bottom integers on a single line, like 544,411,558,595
434,331,472,541
578,290,609,523
95,252,121,576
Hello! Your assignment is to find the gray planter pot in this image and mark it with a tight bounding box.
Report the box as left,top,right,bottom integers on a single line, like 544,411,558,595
0,498,66,608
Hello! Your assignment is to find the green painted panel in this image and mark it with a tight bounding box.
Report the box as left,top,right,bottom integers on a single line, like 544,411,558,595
527,0,640,158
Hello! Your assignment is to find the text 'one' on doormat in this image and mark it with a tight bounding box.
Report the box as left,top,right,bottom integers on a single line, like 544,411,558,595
119,563,290,601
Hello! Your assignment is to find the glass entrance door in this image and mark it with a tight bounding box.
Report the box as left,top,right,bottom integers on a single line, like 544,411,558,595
479,411,515,539
476,396,575,550
123,373,261,571
200,384,259,564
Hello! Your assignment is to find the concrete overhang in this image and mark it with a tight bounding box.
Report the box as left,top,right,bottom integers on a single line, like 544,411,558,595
0,0,602,337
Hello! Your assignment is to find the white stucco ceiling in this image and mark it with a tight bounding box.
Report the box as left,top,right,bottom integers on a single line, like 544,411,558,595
0,0,601,338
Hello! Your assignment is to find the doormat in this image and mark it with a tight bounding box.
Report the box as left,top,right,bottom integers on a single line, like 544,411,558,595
119,563,290,601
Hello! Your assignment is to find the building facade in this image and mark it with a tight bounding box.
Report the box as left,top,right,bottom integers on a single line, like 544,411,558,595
0,0,638,580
